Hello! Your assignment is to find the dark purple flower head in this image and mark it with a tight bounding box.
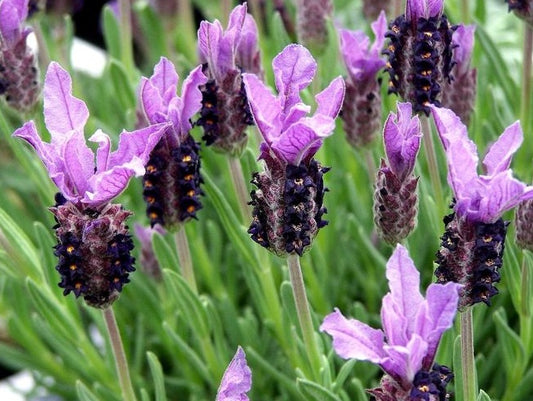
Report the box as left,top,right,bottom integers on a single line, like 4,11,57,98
139,57,207,147
383,102,422,181
431,105,533,223
321,245,461,391
13,62,168,208
406,0,443,23
339,11,387,83
242,44,345,167
216,347,252,401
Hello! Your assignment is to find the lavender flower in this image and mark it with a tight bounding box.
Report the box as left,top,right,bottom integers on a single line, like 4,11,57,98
295,0,333,54
138,57,208,229
506,0,533,26
383,0,455,115
242,44,344,256
339,11,387,147
441,25,477,125
431,105,533,307
321,244,461,401
196,3,261,156
134,223,166,280
216,347,252,401
13,62,167,308
515,198,533,251
0,0,40,111
374,102,421,244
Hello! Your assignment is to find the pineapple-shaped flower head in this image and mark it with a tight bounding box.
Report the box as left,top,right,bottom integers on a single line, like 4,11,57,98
321,245,462,401
138,57,208,229
441,25,476,125
13,63,168,308
0,0,40,111
431,106,533,308
243,44,345,256
383,0,456,115
374,102,422,245
339,11,387,148
506,0,533,26
196,3,262,156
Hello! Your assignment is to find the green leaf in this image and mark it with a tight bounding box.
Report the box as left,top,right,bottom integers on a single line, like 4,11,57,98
133,2,168,69
76,381,101,401
453,334,464,401
493,308,527,385
147,351,168,401
476,390,492,401
102,6,122,60
333,359,357,391
296,378,342,401
109,59,136,111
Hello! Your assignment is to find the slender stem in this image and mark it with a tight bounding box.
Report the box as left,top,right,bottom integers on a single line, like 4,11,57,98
520,256,532,353
287,254,322,380
421,116,444,213
175,225,198,294
103,307,138,401
119,0,135,79
521,25,533,136
460,308,477,401
227,157,252,223
365,149,377,185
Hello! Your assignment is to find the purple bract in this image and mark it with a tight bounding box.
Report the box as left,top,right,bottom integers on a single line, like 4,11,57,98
216,347,252,401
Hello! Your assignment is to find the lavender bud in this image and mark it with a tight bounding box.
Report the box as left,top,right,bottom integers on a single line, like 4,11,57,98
515,198,533,251
506,0,533,26
362,0,391,21
295,0,333,54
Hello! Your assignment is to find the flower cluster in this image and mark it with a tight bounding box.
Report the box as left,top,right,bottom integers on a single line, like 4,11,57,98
243,44,344,256
339,11,387,147
13,62,167,308
0,0,40,111
384,0,455,115
138,57,208,229
431,105,533,307
321,245,461,401
374,102,421,244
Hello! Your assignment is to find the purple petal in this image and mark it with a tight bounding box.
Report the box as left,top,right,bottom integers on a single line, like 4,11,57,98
382,335,428,384
216,347,252,401
140,78,166,124
453,25,475,75
197,20,224,77
62,132,96,199
274,115,335,164
44,62,89,137
0,0,28,44
320,309,386,363
315,76,345,119
242,72,281,145
178,64,208,134
415,282,461,369
150,57,179,106
430,106,478,199
370,11,387,55
383,102,422,180
482,121,523,176
381,245,424,344
272,44,317,113
406,0,443,21
236,13,261,75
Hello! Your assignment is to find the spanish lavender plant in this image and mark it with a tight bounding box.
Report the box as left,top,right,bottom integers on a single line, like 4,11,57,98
374,102,421,245
196,3,261,156
338,11,387,148
441,25,476,125
295,0,333,54
0,0,40,111
431,105,533,308
383,0,455,115
216,347,252,401
506,0,533,25
242,44,345,257
13,62,167,308
321,244,461,401
138,57,207,229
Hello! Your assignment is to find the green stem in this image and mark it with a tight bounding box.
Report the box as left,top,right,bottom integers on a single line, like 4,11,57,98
103,307,138,401
460,308,477,401
520,255,532,353
227,157,252,223
287,254,322,380
521,25,533,136
119,0,135,79
175,225,198,294
421,115,444,213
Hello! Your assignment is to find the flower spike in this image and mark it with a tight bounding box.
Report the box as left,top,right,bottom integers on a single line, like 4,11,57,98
321,245,461,400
